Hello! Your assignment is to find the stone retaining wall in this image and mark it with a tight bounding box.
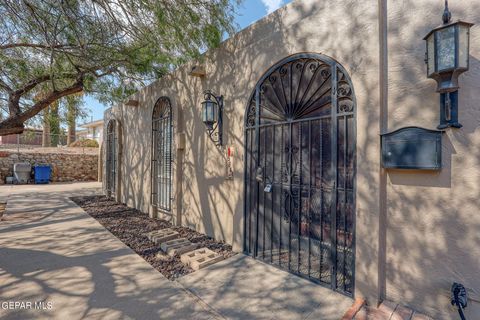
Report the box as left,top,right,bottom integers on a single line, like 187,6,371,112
0,150,98,184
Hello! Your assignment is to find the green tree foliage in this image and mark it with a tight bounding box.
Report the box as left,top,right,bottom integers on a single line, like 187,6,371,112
0,0,237,135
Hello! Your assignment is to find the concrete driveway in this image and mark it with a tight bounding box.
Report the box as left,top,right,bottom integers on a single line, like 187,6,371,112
0,182,217,320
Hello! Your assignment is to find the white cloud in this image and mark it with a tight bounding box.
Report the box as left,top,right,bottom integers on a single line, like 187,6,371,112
261,0,284,13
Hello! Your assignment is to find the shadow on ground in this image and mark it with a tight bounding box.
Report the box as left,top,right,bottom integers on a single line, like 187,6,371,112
0,182,215,320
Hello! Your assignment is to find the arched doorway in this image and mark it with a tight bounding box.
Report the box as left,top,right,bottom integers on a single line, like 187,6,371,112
244,53,356,295
106,119,117,197
151,97,173,213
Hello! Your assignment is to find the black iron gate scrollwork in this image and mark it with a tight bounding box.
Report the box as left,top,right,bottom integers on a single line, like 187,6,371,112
243,53,356,295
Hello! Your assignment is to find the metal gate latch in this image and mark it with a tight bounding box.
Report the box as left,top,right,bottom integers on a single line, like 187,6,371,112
264,184,272,193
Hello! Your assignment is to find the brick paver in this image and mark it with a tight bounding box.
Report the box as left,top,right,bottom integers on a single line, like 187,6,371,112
145,228,180,244
181,247,224,270
160,237,199,256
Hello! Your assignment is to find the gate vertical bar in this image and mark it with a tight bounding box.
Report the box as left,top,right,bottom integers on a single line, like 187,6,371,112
297,123,302,274
271,125,275,263
330,63,338,289
319,119,323,279
263,126,267,259
279,124,284,266
288,122,292,271
254,87,261,258
243,126,249,252
308,120,312,278
343,114,348,291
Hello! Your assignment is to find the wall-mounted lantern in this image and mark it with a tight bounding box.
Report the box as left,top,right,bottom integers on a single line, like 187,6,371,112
423,0,474,129
201,90,223,146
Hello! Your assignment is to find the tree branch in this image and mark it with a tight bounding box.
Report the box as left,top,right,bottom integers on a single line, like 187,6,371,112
0,43,74,50
0,76,84,136
19,76,84,122
13,75,51,96
0,79,13,93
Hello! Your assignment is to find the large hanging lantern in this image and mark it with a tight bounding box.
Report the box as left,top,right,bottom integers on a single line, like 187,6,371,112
423,1,474,129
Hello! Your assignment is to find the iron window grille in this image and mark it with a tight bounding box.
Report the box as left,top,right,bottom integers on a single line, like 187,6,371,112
106,119,117,197
151,97,173,212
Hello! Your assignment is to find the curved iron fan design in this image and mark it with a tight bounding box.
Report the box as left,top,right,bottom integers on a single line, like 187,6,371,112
153,97,172,119
337,69,354,113
247,58,336,126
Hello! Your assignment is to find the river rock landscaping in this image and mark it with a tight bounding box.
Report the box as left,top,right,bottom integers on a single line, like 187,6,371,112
70,195,235,280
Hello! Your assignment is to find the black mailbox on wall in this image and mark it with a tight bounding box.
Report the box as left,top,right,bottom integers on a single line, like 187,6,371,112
381,127,443,170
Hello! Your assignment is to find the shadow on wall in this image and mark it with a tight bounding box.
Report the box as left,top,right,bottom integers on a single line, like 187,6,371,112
105,0,480,318
384,0,480,319
177,0,382,304
118,95,150,213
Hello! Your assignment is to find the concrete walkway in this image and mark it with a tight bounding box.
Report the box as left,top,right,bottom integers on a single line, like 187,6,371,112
178,254,353,320
0,182,217,320
0,182,353,320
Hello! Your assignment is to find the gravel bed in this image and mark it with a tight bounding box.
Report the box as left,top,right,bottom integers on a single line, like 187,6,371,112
70,195,236,280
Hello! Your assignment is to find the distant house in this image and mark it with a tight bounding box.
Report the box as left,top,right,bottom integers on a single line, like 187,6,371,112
0,128,43,145
77,119,104,144
75,129,89,141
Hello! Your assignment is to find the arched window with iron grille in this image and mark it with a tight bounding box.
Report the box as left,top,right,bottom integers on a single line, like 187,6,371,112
106,119,117,197
151,97,173,212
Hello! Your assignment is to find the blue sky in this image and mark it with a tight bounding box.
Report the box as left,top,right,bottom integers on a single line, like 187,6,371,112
82,0,292,124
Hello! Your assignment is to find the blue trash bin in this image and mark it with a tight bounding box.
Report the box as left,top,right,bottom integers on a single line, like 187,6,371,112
34,165,51,184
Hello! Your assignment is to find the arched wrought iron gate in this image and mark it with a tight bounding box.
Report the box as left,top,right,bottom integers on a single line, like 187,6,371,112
151,97,173,212
106,119,117,197
244,53,356,295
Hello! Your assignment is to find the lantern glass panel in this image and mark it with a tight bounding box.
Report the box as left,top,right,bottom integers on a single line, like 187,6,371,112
436,26,456,71
210,101,217,123
458,24,470,69
427,34,435,75
202,100,217,124
202,101,208,122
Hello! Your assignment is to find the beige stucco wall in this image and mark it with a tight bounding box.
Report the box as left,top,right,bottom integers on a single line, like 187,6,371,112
107,0,382,304
103,0,480,318
385,0,480,319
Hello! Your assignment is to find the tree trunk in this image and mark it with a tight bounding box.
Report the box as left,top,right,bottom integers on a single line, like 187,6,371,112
42,107,51,147
49,101,60,147
66,102,76,145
